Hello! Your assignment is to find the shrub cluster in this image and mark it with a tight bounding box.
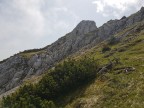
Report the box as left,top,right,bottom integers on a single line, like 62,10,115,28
108,36,120,45
2,57,99,108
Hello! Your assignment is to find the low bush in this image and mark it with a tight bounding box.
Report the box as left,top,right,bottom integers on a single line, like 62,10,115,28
1,57,99,108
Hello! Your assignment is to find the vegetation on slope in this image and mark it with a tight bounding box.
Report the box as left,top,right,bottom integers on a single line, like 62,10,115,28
1,21,144,108
19,48,46,59
64,27,144,108
1,57,99,108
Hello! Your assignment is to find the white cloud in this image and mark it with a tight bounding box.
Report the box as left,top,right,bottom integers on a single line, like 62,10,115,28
92,0,144,18
0,0,47,60
92,0,105,12
0,0,80,60
54,7,68,12
0,0,45,41
13,0,45,37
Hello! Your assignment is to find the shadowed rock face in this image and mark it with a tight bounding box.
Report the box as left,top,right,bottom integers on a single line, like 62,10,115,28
0,7,144,95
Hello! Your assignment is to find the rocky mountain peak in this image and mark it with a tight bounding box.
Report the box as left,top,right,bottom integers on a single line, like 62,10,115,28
140,6,144,13
72,20,97,36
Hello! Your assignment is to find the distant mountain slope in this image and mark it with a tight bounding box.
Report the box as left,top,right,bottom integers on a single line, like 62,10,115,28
0,7,144,96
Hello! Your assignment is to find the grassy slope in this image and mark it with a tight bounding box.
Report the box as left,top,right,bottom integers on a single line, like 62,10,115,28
62,27,144,108
18,23,144,108
0,23,144,108
19,50,47,59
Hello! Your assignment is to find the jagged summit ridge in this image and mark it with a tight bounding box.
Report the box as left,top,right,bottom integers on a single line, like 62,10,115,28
140,6,144,12
72,20,97,36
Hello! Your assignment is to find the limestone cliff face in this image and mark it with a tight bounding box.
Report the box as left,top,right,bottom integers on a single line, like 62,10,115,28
0,7,144,94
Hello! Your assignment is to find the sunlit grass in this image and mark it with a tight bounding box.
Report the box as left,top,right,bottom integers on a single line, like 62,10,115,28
64,30,144,108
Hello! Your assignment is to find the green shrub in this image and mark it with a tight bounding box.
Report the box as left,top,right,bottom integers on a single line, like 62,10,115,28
1,57,99,108
102,45,111,53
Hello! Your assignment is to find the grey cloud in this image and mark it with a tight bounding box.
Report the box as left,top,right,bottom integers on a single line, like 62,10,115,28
0,0,80,60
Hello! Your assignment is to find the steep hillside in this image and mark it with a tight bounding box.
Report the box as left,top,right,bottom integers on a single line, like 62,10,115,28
0,7,144,96
0,10,144,108
63,21,144,108
0,20,98,95
1,18,144,108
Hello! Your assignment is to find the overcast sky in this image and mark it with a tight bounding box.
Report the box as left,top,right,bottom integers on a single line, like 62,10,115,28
0,0,144,61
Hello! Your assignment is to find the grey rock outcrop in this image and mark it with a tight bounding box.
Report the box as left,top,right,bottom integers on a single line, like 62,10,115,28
97,7,144,40
72,20,97,36
0,7,144,95
0,55,28,94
